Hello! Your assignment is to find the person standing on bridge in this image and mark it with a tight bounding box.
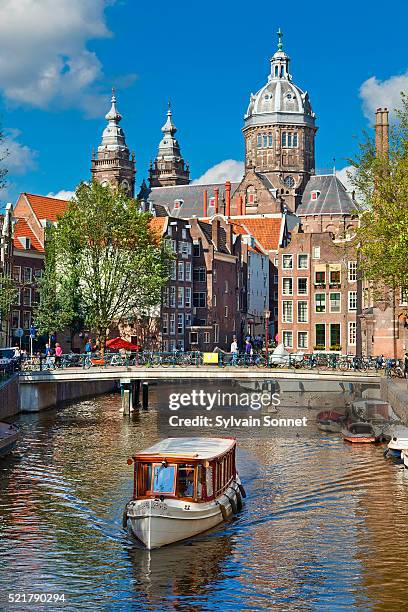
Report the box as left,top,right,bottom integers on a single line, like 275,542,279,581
230,336,238,366
55,343,63,368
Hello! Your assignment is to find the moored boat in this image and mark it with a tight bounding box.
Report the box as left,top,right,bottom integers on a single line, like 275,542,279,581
342,422,382,444
0,422,20,457
124,437,245,549
316,410,345,433
384,425,408,460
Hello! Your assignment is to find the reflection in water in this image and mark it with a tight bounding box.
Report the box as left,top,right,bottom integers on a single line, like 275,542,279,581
0,383,407,610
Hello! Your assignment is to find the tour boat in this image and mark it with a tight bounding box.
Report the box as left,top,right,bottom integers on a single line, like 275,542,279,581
350,399,394,423
0,422,20,457
316,410,345,433
124,437,245,549
385,426,408,460
342,422,382,444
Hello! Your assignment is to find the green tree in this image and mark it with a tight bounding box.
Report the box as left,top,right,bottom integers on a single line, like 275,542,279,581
40,181,170,350
350,94,408,292
0,273,18,322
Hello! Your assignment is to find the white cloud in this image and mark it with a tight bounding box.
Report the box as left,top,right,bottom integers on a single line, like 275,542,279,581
0,0,118,117
47,190,75,200
1,128,38,175
336,165,356,193
360,72,408,119
192,160,244,185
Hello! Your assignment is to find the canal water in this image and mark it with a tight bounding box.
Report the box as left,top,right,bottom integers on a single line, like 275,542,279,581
1,382,408,610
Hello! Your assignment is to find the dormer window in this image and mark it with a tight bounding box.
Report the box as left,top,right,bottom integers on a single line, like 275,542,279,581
174,199,183,209
311,190,321,201
209,197,215,208
18,237,31,250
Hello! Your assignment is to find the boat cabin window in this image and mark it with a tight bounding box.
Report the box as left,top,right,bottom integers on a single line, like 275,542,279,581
177,464,195,498
152,463,177,494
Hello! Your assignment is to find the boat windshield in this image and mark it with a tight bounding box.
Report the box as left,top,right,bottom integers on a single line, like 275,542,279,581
177,464,195,498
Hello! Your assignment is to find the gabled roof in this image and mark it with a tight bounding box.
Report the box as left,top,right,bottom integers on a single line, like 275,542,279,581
22,192,69,222
297,175,357,216
232,217,282,251
197,220,230,254
13,218,44,253
146,182,239,218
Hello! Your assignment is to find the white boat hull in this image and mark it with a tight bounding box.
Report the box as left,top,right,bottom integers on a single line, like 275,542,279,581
126,479,242,549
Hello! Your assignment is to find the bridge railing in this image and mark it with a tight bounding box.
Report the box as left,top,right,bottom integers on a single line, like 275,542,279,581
17,351,392,375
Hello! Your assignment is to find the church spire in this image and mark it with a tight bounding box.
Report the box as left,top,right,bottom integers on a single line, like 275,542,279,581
149,103,190,187
270,27,291,80
91,89,136,196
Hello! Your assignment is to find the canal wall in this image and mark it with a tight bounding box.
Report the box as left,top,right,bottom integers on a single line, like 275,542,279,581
19,379,117,413
0,374,19,419
381,378,408,424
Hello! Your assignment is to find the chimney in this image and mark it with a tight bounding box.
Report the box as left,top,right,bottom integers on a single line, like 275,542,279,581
225,181,231,216
238,194,244,216
382,108,389,155
212,218,220,250
214,187,219,214
225,222,233,253
203,189,207,217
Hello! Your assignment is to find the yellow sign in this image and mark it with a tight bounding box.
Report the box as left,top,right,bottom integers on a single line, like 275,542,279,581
203,352,219,364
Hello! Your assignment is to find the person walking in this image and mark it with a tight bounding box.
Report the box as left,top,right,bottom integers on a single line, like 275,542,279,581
245,339,252,365
84,340,92,355
230,336,238,366
44,343,54,370
55,343,63,368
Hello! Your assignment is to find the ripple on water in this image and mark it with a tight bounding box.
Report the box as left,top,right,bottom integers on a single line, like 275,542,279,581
1,387,408,610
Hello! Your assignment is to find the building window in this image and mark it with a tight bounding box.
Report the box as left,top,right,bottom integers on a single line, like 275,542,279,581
400,288,408,306
22,311,31,330
193,267,206,282
214,324,219,343
282,132,298,148
282,330,293,348
15,289,21,306
178,262,184,281
329,269,341,285
315,293,326,313
348,261,357,282
348,321,356,346
298,278,308,295
177,287,184,308
268,133,273,147
315,323,326,348
263,134,268,148
185,262,192,282
22,287,31,306
170,260,177,280
282,300,293,323
32,290,40,306
204,331,210,344
162,313,168,335
312,246,320,259
298,254,308,269
315,270,325,285
185,313,192,327
169,314,175,335
298,331,308,349
185,287,191,308
213,294,217,307
172,239,177,252
257,134,262,148
169,286,176,307
193,292,206,308
348,291,357,311
224,280,229,293
180,241,189,256
193,243,200,257
224,306,228,318
163,340,169,352
34,269,43,281
190,331,198,344
23,267,32,283
282,277,293,295
274,274,278,284
163,287,169,307
330,323,341,348
297,301,308,323
12,266,21,282
177,314,184,334
329,292,341,313
311,190,321,201
11,310,20,329
282,254,293,269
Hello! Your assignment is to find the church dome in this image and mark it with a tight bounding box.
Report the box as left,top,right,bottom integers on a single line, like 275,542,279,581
244,30,316,129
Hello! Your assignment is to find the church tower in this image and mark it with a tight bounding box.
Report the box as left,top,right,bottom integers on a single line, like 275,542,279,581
91,90,136,196
242,29,317,211
149,103,190,187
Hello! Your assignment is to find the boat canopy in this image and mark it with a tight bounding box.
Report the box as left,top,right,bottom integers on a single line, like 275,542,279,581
133,437,236,462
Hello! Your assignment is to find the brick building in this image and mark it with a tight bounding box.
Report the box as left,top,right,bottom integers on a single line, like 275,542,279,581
278,228,360,354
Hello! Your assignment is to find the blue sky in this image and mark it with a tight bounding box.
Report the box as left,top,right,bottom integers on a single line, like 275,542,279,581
0,0,407,207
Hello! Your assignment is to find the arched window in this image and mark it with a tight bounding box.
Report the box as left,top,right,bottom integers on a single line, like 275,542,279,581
275,66,278,77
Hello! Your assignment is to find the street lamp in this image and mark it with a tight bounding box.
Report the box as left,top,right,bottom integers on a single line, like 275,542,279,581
264,310,270,366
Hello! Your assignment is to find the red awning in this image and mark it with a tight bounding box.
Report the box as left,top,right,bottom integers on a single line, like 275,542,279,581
106,337,140,350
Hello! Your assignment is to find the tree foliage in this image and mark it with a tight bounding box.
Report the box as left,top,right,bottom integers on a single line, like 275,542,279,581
0,273,18,321
38,181,170,348
350,94,408,291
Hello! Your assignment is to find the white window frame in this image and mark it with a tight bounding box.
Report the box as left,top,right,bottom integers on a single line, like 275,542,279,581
169,286,176,308
297,277,308,296
178,262,184,281
282,254,293,269
177,313,184,334
312,246,320,260
177,287,184,308
315,293,326,313
348,261,357,282
282,330,293,348
282,277,293,296
185,287,191,308
329,292,341,314
297,331,308,349
297,300,308,323
169,313,175,335
297,254,308,270
185,262,192,282
348,321,356,346
348,291,357,312
282,300,293,323
162,313,169,335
